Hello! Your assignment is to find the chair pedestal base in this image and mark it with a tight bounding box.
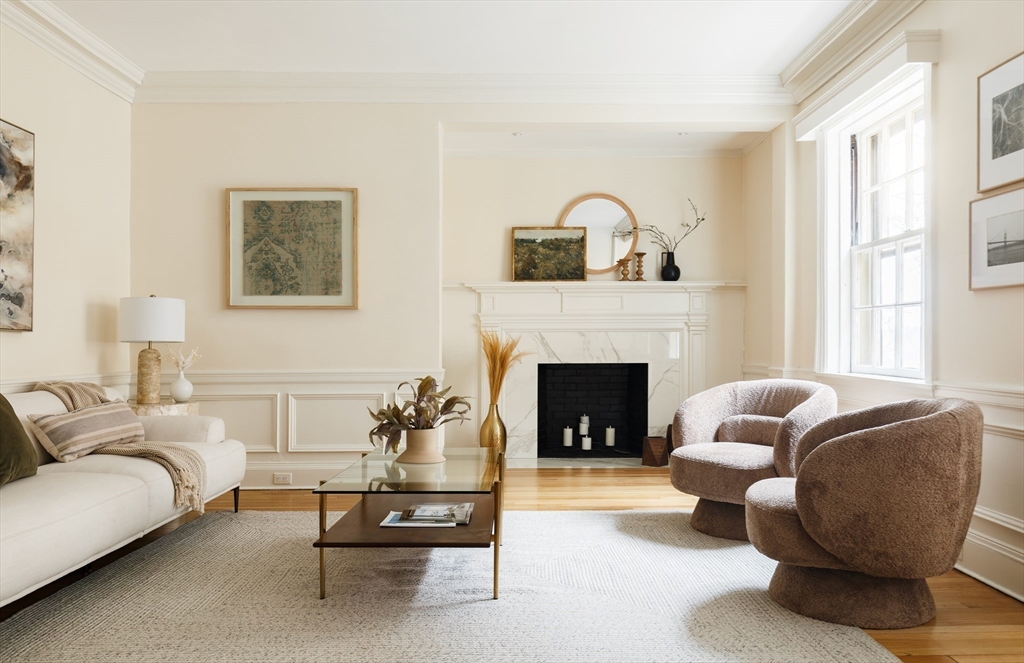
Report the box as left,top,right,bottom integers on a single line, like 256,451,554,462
690,498,748,541
768,563,935,629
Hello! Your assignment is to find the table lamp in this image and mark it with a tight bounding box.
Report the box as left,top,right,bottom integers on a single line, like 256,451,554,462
118,296,185,404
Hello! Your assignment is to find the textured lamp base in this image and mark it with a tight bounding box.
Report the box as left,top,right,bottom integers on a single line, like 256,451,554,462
768,563,936,629
136,347,162,405
690,498,748,541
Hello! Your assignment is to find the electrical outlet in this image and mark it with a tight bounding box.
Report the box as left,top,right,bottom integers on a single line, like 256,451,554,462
273,473,292,485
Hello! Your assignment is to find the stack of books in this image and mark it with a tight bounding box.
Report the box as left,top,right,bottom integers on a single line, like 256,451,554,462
380,502,474,528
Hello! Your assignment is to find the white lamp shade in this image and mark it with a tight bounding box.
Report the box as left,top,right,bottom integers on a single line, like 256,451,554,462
118,297,185,343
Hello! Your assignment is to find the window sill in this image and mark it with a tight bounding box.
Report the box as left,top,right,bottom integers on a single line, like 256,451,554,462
813,371,935,400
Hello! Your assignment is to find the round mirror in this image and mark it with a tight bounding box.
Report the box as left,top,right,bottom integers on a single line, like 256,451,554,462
557,193,638,274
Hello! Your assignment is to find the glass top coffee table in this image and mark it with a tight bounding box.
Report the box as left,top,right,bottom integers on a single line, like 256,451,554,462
313,447,505,599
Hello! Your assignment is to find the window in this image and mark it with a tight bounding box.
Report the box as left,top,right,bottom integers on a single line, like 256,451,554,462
819,67,928,380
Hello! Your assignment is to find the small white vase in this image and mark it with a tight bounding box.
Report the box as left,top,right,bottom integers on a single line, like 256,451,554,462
170,370,193,403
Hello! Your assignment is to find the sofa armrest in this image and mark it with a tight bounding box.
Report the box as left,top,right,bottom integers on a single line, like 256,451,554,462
138,415,226,444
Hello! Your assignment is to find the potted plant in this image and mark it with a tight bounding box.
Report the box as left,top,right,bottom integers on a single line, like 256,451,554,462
368,376,471,464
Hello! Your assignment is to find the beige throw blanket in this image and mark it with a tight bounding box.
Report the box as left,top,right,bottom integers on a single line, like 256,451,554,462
34,381,207,514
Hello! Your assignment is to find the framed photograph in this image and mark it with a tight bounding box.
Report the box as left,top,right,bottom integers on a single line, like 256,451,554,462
511,227,587,282
978,52,1024,193
970,186,1024,290
227,188,357,308
0,119,35,331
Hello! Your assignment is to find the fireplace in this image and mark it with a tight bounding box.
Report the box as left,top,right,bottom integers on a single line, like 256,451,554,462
537,363,648,458
466,282,725,458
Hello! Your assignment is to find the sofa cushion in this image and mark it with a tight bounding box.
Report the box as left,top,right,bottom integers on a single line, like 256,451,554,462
38,439,246,526
745,478,852,571
28,402,145,462
0,394,37,486
717,414,783,446
0,472,148,605
669,442,777,504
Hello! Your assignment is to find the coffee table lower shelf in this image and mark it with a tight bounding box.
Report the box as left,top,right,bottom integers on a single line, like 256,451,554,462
314,493,500,599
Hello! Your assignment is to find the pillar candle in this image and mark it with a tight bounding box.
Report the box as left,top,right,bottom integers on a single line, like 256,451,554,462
580,415,590,425
579,423,589,436
581,436,592,451
563,427,573,446
605,427,615,446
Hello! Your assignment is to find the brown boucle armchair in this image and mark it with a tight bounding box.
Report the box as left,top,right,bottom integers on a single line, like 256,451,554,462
745,398,983,629
669,379,837,541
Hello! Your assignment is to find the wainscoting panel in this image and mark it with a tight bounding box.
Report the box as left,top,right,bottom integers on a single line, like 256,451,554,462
149,369,443,489
190,394,279,454
287,393,384,453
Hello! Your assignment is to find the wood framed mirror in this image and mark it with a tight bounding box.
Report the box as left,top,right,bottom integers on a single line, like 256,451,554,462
556,193,638,274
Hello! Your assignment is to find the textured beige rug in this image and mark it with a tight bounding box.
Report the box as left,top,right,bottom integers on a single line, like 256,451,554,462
0,511,897,663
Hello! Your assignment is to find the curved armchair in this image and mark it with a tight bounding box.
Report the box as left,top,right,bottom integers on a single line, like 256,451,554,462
669,379,837,540
745,398,983,629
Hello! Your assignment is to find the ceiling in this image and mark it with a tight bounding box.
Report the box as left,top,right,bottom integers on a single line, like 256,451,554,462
39,0,857,156
51,0,852,77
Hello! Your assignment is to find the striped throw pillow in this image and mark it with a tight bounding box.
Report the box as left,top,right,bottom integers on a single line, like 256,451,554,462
28,402,145,462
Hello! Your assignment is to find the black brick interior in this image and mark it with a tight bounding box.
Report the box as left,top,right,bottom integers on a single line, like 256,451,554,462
537,363,648,458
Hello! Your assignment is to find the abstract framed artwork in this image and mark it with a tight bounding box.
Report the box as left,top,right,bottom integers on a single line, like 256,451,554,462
970,186,1024,290
0,119,35,331
227,188,357,308
978,52,1024,193
511,227,587,282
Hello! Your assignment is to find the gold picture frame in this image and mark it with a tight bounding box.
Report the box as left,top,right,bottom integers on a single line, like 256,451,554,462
511,227,587,282
227,188,358,308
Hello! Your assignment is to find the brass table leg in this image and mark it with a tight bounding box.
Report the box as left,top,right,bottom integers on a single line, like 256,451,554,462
319,481,326,600
493,477,501,599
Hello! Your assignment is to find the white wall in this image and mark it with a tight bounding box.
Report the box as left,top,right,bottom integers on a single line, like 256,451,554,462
779,0,1024,598
0,25,131,389
442,156,747,447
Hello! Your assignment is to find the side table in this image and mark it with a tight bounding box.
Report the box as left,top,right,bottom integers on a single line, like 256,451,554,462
128,399,200,416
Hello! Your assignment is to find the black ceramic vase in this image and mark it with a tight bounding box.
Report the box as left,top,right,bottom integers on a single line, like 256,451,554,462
660,252,680,281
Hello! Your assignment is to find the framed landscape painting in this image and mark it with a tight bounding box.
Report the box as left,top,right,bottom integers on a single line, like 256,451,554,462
227,188,357,308
970,186,1024,290
0,119,34,331
978,52,1024,192
511,227,587,282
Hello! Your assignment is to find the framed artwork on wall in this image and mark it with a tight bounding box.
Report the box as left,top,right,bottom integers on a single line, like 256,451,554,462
0,119,35,331
969,185,1024,290
227,188,357,308
978,52,1024,193
511,227,587,282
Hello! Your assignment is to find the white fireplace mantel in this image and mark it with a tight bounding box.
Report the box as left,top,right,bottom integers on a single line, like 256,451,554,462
460,281,745,458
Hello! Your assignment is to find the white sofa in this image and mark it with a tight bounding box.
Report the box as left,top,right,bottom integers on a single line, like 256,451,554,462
0,388,246,607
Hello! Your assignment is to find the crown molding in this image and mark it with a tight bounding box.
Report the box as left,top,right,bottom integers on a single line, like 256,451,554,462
133,71,796,106
444,146,745,159
781,0,925,104
0,0,143,103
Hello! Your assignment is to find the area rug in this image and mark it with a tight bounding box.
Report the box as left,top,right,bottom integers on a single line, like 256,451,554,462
0,511,897,663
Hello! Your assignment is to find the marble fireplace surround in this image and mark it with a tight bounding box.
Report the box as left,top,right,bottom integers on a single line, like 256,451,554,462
465,282,737,459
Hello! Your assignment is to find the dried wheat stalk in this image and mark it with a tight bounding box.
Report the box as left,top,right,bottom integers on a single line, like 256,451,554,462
481,329,528,404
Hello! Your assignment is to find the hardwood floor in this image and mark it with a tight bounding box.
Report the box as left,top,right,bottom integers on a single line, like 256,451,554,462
206,466,1024,663
5,466,1021,662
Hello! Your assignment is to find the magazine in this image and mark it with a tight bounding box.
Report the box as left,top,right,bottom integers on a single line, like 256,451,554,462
379,511,456,528
402,502,474,525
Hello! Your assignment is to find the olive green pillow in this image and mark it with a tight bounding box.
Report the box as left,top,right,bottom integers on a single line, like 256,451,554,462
0,393,37,486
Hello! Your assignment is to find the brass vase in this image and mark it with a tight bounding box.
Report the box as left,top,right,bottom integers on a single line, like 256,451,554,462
479,404,507,451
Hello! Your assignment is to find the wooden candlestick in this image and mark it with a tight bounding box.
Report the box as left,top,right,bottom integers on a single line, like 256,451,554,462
633,252,646,281
617,258,631,281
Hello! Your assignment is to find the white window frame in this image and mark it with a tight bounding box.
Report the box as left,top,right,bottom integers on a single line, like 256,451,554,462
817,65,933,382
